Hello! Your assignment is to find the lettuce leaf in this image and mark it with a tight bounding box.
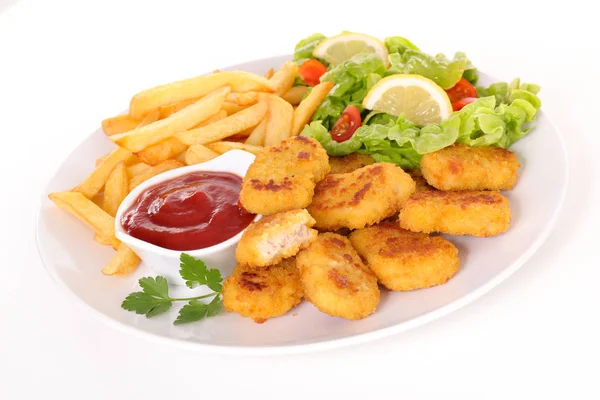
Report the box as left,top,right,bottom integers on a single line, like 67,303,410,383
301,80,541,168
387,50,470,90
293,33,326,62
384,36,420,53
300,121,363,156
312,53,386,129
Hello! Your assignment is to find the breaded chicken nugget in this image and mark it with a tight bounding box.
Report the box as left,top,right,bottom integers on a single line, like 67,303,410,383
407,169,434,192
308,163,416,230
349,222,459,291
399,190,511,237
420,143,520,191
296,233,380,320
328,153,375,174
239,136,330,215
235,209,318,268
222,258,303,323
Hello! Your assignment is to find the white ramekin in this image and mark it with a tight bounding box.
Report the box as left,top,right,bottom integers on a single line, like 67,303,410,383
115,150,258,286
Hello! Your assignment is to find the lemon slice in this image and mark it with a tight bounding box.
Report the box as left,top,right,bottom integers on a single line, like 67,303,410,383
362,74,453,125
313,32,389,67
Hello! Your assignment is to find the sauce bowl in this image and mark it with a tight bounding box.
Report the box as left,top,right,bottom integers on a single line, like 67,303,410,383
115,150,258,286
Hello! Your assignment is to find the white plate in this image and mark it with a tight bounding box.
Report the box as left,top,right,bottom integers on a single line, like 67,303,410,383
36,55,569,354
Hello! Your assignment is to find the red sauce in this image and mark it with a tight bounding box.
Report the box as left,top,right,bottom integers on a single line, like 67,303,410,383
121,171,255,251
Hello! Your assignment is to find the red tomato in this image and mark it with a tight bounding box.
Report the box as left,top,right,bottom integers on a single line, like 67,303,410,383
330,105,362,143
298,59,328,87
452,97,477,111
445,78,478,103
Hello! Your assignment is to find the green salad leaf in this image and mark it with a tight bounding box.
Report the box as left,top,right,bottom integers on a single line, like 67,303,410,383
312,53,386,129
293,33,326,62
384,36,421,53
387,50,471,90
302,80,541,168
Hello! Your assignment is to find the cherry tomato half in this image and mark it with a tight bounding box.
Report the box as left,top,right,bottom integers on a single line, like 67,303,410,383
451,97,477,111
330,105,362,143
445,77,478,104
298,59,328,87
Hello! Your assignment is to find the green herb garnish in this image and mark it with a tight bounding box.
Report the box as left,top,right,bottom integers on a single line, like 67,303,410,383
121,253,223,325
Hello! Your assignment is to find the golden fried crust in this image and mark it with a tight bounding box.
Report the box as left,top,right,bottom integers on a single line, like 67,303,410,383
239,136,330,215
399,190,511,237
328,153,375,174
349,222,459,291
296,233,380,320
307,163,416,230
420,143,520,191
222,258,303,323
406,169,434,192
235,209,318,268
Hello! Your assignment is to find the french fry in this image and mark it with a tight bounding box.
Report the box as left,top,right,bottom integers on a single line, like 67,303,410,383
264,68,275,79
112,87,230,152
103,163,129,217
129,159,185,190
135,137,188,166
94,233,112,246
207,141,263,156
196,109,228,126
184,144,220,165
158,98,200,119
96,152,138,167
291,81,334,136
129,71,273,119
282,86,309,106
269,61,299,96
176,101,268,145
245,117,267,146
264,95,294,146
102,114,142,136
48,191,120,249
126,162,151,178
226,134,251,142
226,91,260,106
102,243,141,276
221,101,249,115
95,152,111,166
136,109,160,127
75,146,133,199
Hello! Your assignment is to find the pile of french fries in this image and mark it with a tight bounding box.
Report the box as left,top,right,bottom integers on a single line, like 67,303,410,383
49,62,335,276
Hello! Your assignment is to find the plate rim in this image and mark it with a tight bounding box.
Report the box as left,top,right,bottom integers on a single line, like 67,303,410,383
35,54,570,355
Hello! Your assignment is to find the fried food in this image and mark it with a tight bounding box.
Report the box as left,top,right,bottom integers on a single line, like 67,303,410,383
222,258,303,323
308,163,416,230
296,233,379,320
399,190,511,237
406,169,433,192
328,153,375,174
236,209,318,268
349,222,459,291
239,136,330,215
102,243,141,276
420,143,520,191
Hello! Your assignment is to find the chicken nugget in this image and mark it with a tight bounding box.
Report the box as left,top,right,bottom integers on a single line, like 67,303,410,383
296,233,380,320
420,143,520,191
406,169,434,192
235,209,318,268
399,190,511,237
349,222,459,291
222,258,303,323
239,136,330,215
328,153,375,174
308,163,416,230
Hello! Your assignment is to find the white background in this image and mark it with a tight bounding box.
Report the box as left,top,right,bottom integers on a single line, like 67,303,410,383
1,0,599,398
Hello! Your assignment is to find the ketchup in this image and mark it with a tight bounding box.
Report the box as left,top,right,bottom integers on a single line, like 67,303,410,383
121,171,255,251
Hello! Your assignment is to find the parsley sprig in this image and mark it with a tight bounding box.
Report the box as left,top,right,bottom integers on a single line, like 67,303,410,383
121,253,223,325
